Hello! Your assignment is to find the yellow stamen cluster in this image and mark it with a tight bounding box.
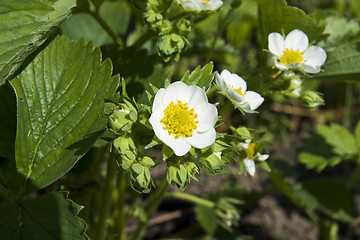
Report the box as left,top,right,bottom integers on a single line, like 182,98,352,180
161,100,199,138
227,84,246,97
280,48,306,66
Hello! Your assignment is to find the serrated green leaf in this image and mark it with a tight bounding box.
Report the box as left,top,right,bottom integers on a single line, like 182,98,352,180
11,36,119,194
299,152,341,172
61,1,130,46
316,45,360,82
317,124,357,157
180,62,215,91
258,0,324,47
0,82,16,158
298,131,342,172
0,0,76,85
0,192,88,240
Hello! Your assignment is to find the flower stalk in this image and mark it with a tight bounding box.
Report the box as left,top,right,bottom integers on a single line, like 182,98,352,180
131,177,169,240
95,152,118,240
164,191,215,208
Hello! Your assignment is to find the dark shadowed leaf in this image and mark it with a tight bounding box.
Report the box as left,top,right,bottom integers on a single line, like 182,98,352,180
0,192,88,239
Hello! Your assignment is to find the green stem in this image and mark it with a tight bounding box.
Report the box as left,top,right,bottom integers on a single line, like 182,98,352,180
87,10,124,48
132,30,156,49
346,160,360,190
131,177,169,240
164,192,215,208
115,169,127,240
95,152,118,240
206,8,233,62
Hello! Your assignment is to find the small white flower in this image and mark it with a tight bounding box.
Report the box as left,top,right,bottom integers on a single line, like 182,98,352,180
149,81,218,156
239,139,269,177
215,70,264,113
176,0,223,13
268,29,327,73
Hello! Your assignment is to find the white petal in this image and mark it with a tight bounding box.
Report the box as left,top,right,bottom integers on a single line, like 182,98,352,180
268,32,285,57
152,88,166,112
244,91,264,111
177,84,196,104
186,128,216,149
162,81,188,105
159,131,191,156
256,153,269,161
244,159,255,177
149,110,165,137
215,72,227,91
238,102,254,113
220,70,247,91
189,85,209,115
275,62,289,70
195,103,218,132
227,88,245,102
303,46,327,67
178,0,223,12
301,65,321,74
285,29,309,52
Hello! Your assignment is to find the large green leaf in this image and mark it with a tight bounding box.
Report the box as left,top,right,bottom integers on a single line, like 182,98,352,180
258,0,324,47
0,0,76,85
11,35,119,194
315,45,360,82
0,192,88,240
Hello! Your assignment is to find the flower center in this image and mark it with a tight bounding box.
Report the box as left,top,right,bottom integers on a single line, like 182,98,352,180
280,48,305,66
227,84,246,97
161,100,199,138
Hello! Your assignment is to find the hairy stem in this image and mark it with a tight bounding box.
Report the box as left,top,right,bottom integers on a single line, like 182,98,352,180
115,168,127,240
95,152,118,240
87,10,124,48
131,177,169,240
164,191,215,208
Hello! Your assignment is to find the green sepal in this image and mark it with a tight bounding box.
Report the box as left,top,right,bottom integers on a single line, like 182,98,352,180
180,62,215,91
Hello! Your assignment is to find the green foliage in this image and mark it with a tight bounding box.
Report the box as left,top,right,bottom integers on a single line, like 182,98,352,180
166,157,199,190
298,131,342,172
0,0,76,85
317,124,358,157
0,192,88,240
11,36,119,194
258,0,324,47
195,196,241,235
61,1,131,46
316,44,360,82
180,62,215,91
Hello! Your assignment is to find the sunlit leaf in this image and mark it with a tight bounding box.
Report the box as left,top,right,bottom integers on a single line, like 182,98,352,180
317,124,357,157
0,0,76,85
0,192,88,240
11,35,119,194
180,62,215,91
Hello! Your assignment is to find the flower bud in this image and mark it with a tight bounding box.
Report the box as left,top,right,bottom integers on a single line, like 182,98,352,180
108,98,138,134
301,90,324,109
